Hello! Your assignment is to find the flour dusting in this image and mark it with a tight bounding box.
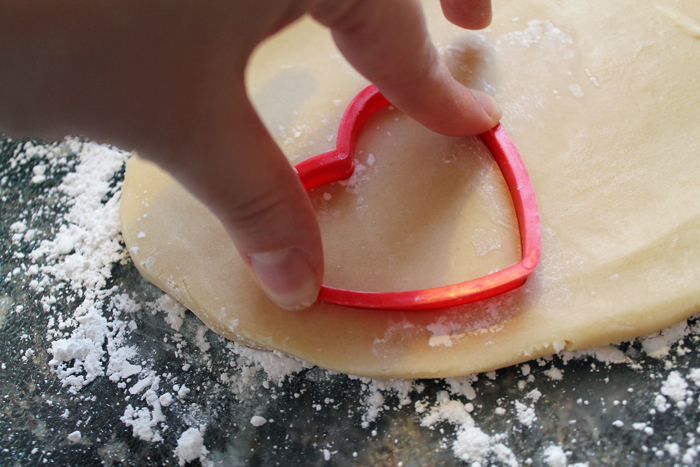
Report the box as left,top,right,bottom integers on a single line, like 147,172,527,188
5,138,700,465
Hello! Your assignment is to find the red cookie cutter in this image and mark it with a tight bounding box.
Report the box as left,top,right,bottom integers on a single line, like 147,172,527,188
295,85,541,310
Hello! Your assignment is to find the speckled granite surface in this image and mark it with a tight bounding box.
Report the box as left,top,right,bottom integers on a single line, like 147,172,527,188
2,136,700,467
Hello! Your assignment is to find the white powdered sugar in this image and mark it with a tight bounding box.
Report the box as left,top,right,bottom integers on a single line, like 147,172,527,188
49,293,141,392
250,415,267,427
543,445,568,467
154,294,187,331
419,390,517,466
542,445,590,467
28,141,128,291
9,140,210,456
514,400,537,427
175,427,209,466
688,368,700,387
18,141,143,395
6,138,700,466
641,322,690,358
661,371,691,409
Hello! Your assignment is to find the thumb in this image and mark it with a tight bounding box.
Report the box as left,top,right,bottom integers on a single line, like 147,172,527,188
159,90,323,311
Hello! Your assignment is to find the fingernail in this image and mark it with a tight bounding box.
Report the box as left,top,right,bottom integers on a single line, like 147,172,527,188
473,91,503,121
250,247,321,311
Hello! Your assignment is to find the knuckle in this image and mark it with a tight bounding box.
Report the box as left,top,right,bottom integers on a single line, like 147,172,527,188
221,186,288,231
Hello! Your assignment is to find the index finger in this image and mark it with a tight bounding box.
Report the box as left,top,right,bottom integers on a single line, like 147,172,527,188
312,0,501,137
440,0,492,30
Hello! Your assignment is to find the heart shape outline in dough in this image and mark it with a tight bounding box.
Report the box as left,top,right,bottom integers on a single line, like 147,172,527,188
295,85,541,310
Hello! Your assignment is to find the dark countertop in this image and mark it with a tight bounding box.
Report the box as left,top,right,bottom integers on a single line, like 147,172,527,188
2,136,699,467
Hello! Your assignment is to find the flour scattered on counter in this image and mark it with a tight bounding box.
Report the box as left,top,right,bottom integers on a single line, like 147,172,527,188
11,140,142,395
660,371,690,408
542,445,590,467
7,138,700,466
250,415,267,427
543,445,567,467
514,400,537,427
28,140,128,291
544,366,564,381
543,445,591,467
152,294,186,331
175,427,209,467
688,368,700,387
561,346,629,365
419,390,517,466
6,140,203,459
641,321,690,358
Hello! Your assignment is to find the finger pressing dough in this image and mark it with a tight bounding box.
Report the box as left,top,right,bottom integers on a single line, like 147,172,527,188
121,0,700,378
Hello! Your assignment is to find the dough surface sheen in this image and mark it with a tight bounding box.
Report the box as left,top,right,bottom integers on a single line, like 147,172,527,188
121,0,700,378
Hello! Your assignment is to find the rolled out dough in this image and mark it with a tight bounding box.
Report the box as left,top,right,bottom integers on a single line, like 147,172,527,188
121,0,700,378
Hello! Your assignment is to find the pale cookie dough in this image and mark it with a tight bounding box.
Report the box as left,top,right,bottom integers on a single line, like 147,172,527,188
121,0,700,378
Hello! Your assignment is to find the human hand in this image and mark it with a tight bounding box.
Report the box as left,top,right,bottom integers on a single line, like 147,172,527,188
0,0,501,310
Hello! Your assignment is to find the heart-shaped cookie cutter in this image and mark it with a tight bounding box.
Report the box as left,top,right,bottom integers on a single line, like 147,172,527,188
295,85,541,310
